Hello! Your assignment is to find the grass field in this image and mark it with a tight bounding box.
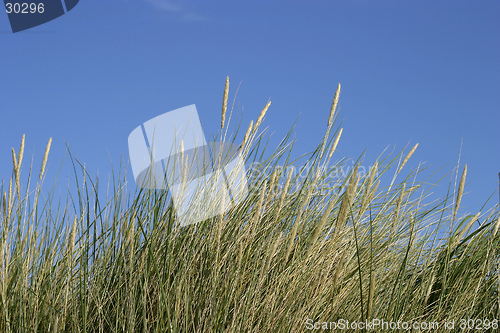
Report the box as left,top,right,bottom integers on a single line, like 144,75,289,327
1,82,499,332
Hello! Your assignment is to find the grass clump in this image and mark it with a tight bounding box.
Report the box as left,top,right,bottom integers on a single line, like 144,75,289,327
0,80,499,332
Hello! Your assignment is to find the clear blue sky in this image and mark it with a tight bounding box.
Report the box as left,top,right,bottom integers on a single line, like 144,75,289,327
1,0,499,218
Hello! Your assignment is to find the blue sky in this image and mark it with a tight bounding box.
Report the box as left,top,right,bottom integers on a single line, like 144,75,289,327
1,0,499,219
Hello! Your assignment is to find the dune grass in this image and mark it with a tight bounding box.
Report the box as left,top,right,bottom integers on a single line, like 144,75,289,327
0,82,499,332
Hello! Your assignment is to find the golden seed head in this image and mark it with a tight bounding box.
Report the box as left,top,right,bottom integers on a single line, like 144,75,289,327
327,83,341,131
221,76,229,130
328,128,343,160
11,148,18,174
454,164,467,221
2,191,6,219
253,101,271,134
18,134,25,170
398,143,419,173
11,148,21,198
241,120,253,151
40,137,52,181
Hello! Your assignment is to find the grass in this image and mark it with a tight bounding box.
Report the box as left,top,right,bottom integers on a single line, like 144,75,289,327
1,81,499,332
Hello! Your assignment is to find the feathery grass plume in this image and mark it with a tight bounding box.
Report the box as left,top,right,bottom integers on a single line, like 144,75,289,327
221,76,229,130
67,216,77,259
11,148,20,199
453,164,467,222
328,128,343,161
39,137,52,181
2,192,6,220
18,134,25,171
327,83,341,132
371,180,380,201
397,143,418,173
11,148,18,174
241,120,253,152
252,101,271,135
321,83,341,156
7,178,12,217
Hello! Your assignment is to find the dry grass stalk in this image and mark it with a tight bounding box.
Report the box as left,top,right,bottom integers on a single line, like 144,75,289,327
495,172,500,237
18,134,25,171
289,170,322,257
2,192,6,221
409,212,416,248
308,196,337,257
424,273,436,307
332,248,348,291
328,128,343,161
7,178,12,218
493,214,500,238
40,138,52,181
221,76,229,130
397,143,418,173
241,120,253,152
266,168,278,207
327,83,341,132
252,101,271,135
453,164,467,222
370,180,380,201
454,211,480,248
274,167,294,225
251,181,267,232
11,148,20,199
367,274,376,319
64,216,78,326
321,83,341,156
67,216,77,258
285,170,314,261
359,162,378,217
336,165,358,232
391,184,406,237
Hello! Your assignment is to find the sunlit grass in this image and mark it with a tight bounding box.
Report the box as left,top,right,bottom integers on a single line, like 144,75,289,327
0,82,499,332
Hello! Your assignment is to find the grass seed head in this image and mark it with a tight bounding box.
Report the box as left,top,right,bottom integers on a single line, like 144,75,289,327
241,120,253,151
398,143,418,173
18,134,25,170
328,128,343,160
40,137,52,181
327,83,341,132
253,101,271,134
454,164,467,221
221,76,229,130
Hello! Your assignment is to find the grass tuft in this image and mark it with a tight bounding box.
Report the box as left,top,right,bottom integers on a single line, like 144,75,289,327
0,82,498,332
